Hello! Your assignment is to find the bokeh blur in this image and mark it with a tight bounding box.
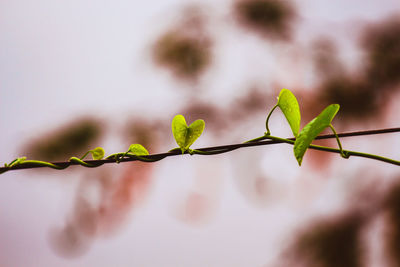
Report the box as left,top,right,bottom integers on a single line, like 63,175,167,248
1,0,400,266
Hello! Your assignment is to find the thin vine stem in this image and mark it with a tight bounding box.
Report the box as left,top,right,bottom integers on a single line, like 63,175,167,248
265,104,278,135
265,135,400,166
329,124,349,158
1,127,400,174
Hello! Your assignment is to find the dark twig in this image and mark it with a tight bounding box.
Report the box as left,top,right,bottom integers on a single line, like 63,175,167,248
1,127,400,173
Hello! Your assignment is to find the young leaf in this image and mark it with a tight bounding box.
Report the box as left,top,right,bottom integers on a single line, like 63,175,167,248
7,157,27,167
294,104,340,166
90,147,105,160
172,114,205,153
277,88,301,137
128,144,149,156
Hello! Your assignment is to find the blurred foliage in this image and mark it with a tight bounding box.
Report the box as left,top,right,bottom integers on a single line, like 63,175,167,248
309,23,400,123
230,87,272,119
233,0,296,40
123,118,166,149
289,214,364,267
23,118,103,161
181,101,226,134
153,30,212,80
383,180,400,267
318,77,381,121
49,223,91,258
311,38,344,81
180,88,272,135
308,36,381,122
309,16,400,124
362,16,400,90
227,87,276,126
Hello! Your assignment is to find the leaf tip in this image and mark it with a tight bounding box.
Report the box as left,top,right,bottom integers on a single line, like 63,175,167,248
296,157,303,166
294,149,303,166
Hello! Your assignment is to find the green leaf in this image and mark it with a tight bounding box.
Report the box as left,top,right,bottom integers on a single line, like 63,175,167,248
172,114,205,153
128,144,149,156
90,147,105,160
294,104,340,166
277,88,301,137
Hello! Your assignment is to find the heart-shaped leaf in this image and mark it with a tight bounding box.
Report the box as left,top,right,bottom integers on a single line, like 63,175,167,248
294,104,340,166
277,89,301,137
90,147,105,160
127,144,149,156
172,114,205,153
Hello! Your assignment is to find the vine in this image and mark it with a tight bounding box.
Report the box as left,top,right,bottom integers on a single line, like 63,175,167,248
1,89,400,175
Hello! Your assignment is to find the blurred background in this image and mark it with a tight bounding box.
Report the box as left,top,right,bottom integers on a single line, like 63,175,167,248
1,0,400,266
